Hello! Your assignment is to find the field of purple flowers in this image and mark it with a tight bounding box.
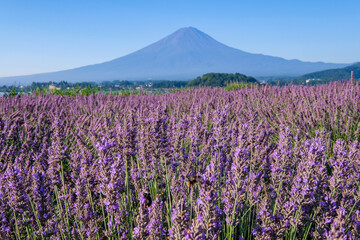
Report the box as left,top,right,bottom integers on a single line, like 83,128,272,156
1,81,360,239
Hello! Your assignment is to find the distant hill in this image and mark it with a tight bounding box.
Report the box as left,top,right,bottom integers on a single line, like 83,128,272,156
294,62,360,85
186,73,257,87
0,27,349,86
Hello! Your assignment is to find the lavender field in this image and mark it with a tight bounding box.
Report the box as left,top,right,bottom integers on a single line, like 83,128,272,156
1,82,360,239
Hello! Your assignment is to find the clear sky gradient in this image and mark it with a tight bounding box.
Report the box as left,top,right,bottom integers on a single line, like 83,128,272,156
1,0,359,77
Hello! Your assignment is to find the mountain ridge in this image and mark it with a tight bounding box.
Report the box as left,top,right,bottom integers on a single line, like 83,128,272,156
0,27,350,85
293,62,360,84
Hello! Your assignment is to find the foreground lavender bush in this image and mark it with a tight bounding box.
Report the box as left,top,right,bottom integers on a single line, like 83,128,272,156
1,81,360,239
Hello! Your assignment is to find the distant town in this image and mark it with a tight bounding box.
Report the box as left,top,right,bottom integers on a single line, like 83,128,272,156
1,69,358,96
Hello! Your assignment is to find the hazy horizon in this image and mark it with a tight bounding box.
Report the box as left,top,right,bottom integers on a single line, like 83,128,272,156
1,0,359,78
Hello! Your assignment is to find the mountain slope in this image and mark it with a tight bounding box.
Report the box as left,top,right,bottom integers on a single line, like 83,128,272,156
0,27,350,85
294,62,360,84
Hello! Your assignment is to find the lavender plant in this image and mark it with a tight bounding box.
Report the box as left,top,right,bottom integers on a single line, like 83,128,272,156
0,81,360,239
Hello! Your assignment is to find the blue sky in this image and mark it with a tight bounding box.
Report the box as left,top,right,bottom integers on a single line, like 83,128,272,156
0,0,359,77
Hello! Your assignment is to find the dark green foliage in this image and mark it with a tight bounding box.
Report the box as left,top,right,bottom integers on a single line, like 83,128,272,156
52,86,100,96
29,81,98,91
152,80,188,88
7,87,20,97
101,80,135,88
186,72,258,87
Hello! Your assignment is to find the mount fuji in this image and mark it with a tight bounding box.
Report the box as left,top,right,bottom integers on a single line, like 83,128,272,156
0,27,349,85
